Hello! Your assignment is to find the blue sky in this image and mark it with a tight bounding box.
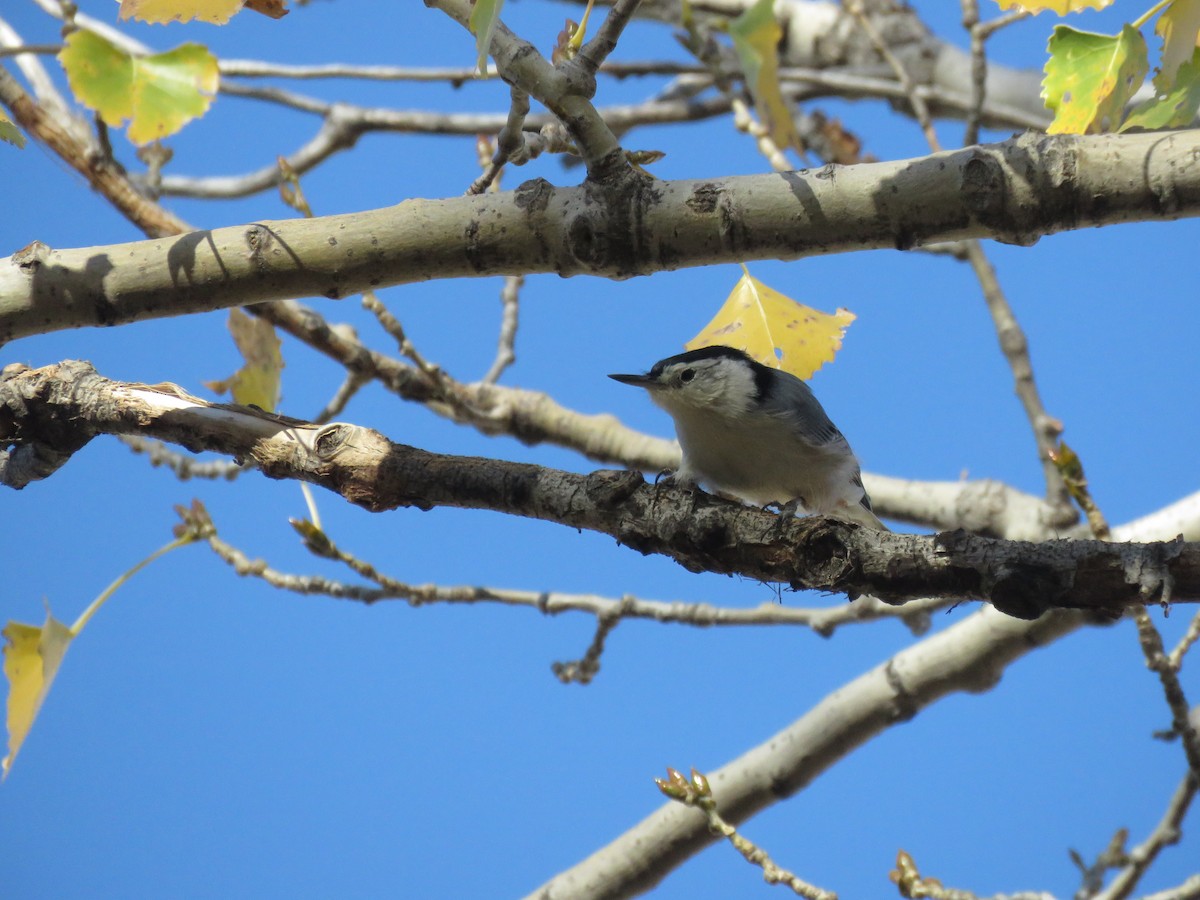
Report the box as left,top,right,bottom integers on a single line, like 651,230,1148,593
3,1,1198,898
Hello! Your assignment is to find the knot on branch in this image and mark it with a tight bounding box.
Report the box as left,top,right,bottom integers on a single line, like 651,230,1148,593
0,360,105,489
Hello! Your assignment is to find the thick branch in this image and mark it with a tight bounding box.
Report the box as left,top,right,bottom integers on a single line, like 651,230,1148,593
4,129,1200,345
4,361,1199,620
0,65,1065,538
526,605,1083,899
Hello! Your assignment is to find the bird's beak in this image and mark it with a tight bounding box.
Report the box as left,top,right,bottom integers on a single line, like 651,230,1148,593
608,372,657,388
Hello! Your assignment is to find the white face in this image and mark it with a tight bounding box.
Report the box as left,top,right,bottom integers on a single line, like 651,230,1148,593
647,357,758,419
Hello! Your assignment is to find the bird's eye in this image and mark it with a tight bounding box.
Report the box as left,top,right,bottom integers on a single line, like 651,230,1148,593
679,369,695,383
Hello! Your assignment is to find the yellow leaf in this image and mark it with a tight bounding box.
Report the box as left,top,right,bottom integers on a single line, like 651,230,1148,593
59,32,219,146
567,0,595,56
119,0,245,25
993,0,1114,12
686,270,855,380
3,615,74,780
203,308,284,411
728,0,799,151
119,0,287,22
3,532,201,780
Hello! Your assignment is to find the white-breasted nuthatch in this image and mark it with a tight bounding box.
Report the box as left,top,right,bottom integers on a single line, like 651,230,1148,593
610,345,886,530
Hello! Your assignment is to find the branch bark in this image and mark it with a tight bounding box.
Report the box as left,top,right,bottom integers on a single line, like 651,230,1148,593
3,129,1200,346
4,361,1198,620
526,605,1085,899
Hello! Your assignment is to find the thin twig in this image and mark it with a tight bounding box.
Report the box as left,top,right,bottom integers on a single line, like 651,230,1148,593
552,600,627,685
576,0,643,79
1071,828,1131,899
119,435,244,481
199,522,948,635
153,91,732,199
1132,606,1200,782
656,769,838,900
0,43,60,57
960,0,984,147
1167,607,1200,670
1059,450,1200,810
481,275,522,384
966,243,1071,515
845,0,940,151
1092,773,1198,900
0,16,77,124
730,94,794,171
961,7,1031,148
311,371,369,424
217,59,712,82
890,848,1053,900
976,9,1031,41
360,292,449,388
678,11,793,170
467,84,529,195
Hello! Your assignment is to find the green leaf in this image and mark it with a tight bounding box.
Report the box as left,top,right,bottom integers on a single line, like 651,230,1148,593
59,31,218,146
468,0,504,77
1155,0,1200,92
1042,24,1148,134
0,109,24,148
729,0,799,151
1122,48,1200,130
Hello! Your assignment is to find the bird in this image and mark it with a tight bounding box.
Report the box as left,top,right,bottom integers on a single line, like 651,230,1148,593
609,345,887,530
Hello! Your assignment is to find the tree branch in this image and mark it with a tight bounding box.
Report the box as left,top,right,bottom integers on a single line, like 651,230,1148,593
428,0,625,177
529,448,1196,900
0,72,1169,541
527,604,1086,899
252,298,1073,537
5,129,1200,344
199,506,948,637
4,361,1199,620
1,66,1039,539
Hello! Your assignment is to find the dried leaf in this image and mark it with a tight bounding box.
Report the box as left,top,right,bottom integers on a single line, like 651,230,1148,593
203,309,284,412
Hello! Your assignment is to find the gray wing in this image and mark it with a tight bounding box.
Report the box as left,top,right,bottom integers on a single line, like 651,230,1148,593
757,374,849,449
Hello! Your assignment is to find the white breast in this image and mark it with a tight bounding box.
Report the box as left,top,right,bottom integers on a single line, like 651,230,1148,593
670,405,861,513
